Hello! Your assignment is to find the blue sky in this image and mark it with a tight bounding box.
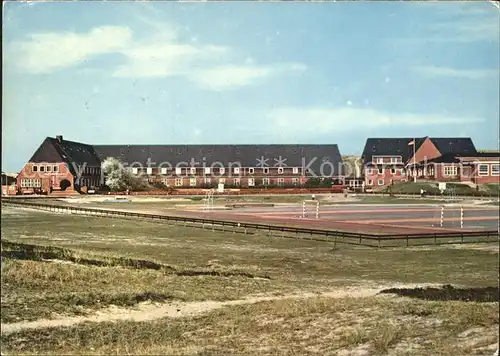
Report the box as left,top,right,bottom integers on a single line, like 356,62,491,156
2,1,499,172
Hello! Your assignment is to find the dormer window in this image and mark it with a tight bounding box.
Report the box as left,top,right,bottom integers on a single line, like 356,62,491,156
39,166,45,172
278,167,284,174
33,166,38,172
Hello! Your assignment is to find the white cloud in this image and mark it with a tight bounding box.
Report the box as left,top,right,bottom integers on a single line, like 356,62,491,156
266,106,485,135
8,26,133,73
189,63,306,90
413,65,499,79
7,15,306,90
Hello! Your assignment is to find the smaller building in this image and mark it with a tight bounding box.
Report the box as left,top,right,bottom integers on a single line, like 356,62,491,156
16,135,102,195
360,136,496,187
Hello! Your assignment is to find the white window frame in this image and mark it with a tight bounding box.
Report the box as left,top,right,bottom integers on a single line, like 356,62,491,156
263,168,269,174
263,177,270,185
491,164,499,176
33,165,38,172
189,167,196,175
204,177,211,184
204,167,211,174
233,178,240,186
443,165,458,176
390,157,398,163
248,178,255,187
390,168,396,175
292,177,299,185
175,167,182,175
292,167,299,174
161,178,169,186
161,167,168,174
378,179,385,186
189,177,197,186
478,164,489,176
46,166,52,172
376,157,383,164
175,178,183,186
378,168,383,175
147,167,153,175
278,167,284,174
132,167,138,174
277,178,285,185
233,167,240,174
220,168,225,175
367,180,373,186
248,168,255,174
39,166,45,172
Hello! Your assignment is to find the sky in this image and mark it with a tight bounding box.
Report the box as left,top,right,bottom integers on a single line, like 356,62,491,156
2,1,499,172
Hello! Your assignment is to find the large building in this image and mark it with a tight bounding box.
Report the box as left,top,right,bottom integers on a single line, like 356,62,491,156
361,136,499,187
16,135,345,194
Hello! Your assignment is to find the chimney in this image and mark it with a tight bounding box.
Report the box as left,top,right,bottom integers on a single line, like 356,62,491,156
56,135,63,142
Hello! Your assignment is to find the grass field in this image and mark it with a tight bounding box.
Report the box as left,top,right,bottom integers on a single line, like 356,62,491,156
1,206,498,355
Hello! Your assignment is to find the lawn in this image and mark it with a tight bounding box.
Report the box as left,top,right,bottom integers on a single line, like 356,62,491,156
1,206,498,355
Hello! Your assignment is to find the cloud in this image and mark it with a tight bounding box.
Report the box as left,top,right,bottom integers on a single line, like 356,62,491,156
7,26,133,73
189,63,306,91
6,14,306,90
266,106,485,136
412,65,499,79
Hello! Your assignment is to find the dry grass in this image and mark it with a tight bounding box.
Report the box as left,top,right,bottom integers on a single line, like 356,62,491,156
1,206,498,355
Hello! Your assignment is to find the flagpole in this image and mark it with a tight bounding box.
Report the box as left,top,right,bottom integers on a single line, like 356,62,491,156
413,137,416,182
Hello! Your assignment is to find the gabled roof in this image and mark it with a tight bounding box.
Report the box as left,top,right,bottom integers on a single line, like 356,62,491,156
29,137,101,168
93,144,344,175
429,137,477,156
362,137,478,163
361,138,417,163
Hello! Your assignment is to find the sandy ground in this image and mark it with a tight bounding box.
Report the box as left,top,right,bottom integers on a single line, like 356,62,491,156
0,283,442,335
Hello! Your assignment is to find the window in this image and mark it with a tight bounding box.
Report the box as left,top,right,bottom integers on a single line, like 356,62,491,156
190,167,196,175
367,180,373,186
263,168,269,174
278,167,284,174
248,168,255,174
33,165,38,172
478,164,489,176
190,178,197,186
175,178,183,186
277,178,285,186
161,167,168,174
443,166,458,176
378,179,385,186
233,178,240,186
366,168,372,175
39,166,45,172
263,178,270,185
390,168,396,175
204,167,211,174
220,168,225,175
161,178,169,186
378,168,383,174
46,166,52,172
248,178,255,186
132,167,138,174
204,178,211,185
390,157,398,163
292,178,299,186
175,167,182,175
292,167,299,174
376,158,383,164
53,165,58,172
491,164,499,176
233,167,240,174
147,168,153,175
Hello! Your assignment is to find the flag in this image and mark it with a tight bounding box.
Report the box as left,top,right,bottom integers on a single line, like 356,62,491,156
408,139,415,146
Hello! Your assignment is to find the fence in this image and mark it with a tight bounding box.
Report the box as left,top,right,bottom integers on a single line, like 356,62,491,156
2,198,498,248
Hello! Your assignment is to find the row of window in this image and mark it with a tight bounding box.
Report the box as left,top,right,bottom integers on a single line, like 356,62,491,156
367,164,499,177
32,165,59,173
131,167,301,175
162,177,301,187
373,157,402,164
20,179,42,188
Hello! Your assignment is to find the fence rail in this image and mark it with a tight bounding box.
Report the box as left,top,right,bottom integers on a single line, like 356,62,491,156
2,198,498,248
